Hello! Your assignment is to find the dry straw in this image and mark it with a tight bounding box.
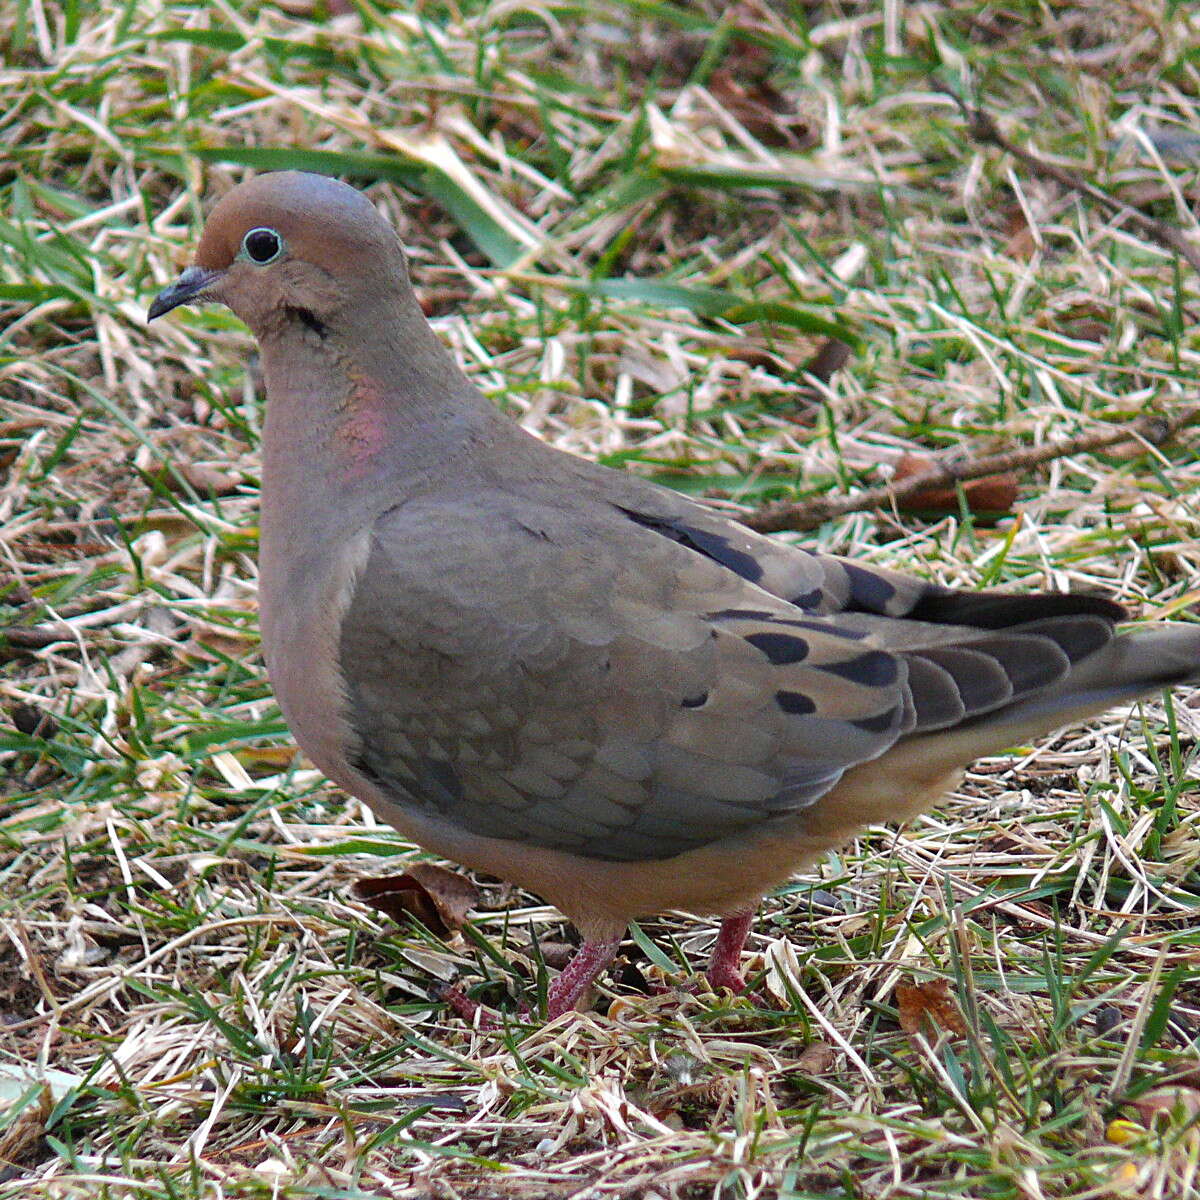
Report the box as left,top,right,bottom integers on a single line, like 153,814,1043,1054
2,1,1199,1196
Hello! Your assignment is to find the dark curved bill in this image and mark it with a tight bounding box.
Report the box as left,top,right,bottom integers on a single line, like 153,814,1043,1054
147,266,224,321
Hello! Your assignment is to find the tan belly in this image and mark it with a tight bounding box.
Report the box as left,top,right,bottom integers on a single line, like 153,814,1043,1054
347,745,966,941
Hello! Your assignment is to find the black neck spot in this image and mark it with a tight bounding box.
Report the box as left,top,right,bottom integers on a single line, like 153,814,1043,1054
285,305,329,338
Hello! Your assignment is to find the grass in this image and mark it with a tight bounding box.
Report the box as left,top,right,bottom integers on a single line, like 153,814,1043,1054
2,0,1200,1195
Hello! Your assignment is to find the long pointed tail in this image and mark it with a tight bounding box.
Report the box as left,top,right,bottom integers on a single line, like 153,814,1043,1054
990,624,1200,733
905,623,1200,769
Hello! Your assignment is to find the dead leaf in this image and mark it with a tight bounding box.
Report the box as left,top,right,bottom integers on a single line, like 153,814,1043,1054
1002,206,1038,260
893,453,1019,516
707,66,813,149
158,463,242,497
1165,1060,1200,1090
1009,899,1054,931
1059,317,1109,344
983,832,1024,854
352,864,479,937
1126,1086,1200,1129
895,977,968,1038
1118,181,1200,207
790,337,853,418
8,702,58,739
232,745,301,771
801,338,852,386
724,346,788,372
0,1083,52,1171
794,1040,837,1075
536,940,577,970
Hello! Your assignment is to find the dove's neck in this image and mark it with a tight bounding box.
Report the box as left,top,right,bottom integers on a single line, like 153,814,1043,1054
263,306,496,480
257,300,506,566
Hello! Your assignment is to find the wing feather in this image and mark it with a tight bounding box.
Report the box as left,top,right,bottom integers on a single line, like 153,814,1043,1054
338,489,1124,863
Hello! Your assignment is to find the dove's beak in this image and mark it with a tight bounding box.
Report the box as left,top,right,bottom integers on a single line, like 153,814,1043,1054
147,265,224,321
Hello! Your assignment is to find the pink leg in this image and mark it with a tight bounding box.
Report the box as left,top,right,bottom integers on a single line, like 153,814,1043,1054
706,910,755,993
444,938,621,1026
546,937,622,1019
441,982,505,1029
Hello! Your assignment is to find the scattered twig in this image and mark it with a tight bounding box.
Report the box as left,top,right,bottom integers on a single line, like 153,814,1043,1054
943,87,1200,277
742,407,1198,533
743,90,1200,536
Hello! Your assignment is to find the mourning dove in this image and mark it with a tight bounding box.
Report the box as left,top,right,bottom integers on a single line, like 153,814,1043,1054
149,171,1200,1019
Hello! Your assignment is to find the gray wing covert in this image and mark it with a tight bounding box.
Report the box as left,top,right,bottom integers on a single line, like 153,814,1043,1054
335,496,914,862
600,487,1126,735
606,489,1124,626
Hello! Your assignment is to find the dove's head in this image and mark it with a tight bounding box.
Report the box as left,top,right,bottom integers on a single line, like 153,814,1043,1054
148,171,414,338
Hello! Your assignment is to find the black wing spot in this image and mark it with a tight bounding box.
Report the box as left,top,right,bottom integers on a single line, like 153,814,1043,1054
708,610,867,641
851,707,901,734
789,588,823,610
841,561,898,613
680,692,709,708
514,517,552,540
745,632,809,664
775,689,816,714
619,509,763,583
817,649,899,687
679,526,763,582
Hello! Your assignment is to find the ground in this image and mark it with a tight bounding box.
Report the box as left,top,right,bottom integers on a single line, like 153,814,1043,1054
2,2,1200,1197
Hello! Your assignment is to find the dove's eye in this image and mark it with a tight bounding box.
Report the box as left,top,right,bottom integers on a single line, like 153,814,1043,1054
242,227,283,264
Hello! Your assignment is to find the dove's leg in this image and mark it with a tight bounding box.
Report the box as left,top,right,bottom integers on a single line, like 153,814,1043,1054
705,909,755,992
445,936,621,1025
545,936,622,1019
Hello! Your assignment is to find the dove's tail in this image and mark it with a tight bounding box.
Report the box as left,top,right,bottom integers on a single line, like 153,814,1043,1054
930,624,1200,768
901,623,1200,771
986,624,1200,732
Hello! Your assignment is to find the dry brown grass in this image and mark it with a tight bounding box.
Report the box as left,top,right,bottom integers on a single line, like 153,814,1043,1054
3,2,1200,1196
